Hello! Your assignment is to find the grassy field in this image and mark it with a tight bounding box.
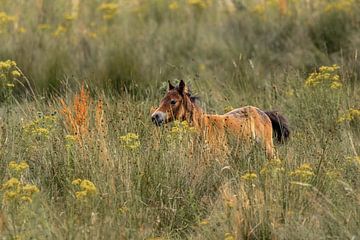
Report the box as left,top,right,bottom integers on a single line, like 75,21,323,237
1,0,360,239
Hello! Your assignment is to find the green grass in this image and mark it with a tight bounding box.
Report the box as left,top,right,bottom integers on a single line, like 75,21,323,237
0,0,360,239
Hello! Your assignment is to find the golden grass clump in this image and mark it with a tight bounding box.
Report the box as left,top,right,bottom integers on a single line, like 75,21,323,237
60,84,90,139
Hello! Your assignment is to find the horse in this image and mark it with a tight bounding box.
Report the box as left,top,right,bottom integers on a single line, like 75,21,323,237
151,80,290,158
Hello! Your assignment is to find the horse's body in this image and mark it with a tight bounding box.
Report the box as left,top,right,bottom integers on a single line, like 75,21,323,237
151,80,290,158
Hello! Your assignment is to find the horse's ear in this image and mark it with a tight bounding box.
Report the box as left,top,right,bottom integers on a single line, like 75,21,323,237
178,80,185,95
168,81,175,90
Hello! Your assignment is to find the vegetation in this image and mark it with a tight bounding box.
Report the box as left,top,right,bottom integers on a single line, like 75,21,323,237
0,0,360,239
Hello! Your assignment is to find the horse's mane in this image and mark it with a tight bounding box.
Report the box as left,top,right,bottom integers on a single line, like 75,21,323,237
175,83,200,103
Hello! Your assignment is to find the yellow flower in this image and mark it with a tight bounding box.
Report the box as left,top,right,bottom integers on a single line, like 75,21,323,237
170,121,196,134
80,179,97,194
4,191,18,201
22,184,40,194
20,196,32,203
0,12,16,24
187,0,211,8
305,64,342,89
65,134,78,146
6,83,15,88
324,0,354,13
330,81,342,89
53,25,67,37
73,179,97,200
0,60,16,70
8,161,29,172
118,206,129,214
2,176,40,204
169,1,179,11
241,172,257,181
75,190,88,199
337,108,360,123
65,134,77,142
252,3,266,15
11,70,21,77
33,127,50,137
64,13,77,21
2,177,20,189
120,133,140,149
346,156,360,164
18,27,26,33
98,3,118,20
290,163,314,181
199,220,209,225
224,233,235,240
260,158,284,175
72,178,82,185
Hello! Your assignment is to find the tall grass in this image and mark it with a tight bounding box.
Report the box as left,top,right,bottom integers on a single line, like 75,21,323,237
0,0,360,239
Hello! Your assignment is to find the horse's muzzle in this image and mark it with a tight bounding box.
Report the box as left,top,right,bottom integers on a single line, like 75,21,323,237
151,112,165,126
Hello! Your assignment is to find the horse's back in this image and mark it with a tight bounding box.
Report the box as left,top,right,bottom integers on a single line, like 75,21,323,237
223,105,272,136
225,106,268,121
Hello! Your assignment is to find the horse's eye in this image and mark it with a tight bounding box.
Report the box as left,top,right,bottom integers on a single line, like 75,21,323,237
170,99,176,105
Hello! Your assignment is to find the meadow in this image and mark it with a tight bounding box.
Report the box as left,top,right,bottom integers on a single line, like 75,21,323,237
0,0,360,239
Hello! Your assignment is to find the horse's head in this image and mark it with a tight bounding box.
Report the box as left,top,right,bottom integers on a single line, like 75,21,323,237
151,80,195,126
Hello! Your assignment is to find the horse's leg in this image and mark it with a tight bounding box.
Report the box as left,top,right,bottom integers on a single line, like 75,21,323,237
264,124,275,159
265,140,275,159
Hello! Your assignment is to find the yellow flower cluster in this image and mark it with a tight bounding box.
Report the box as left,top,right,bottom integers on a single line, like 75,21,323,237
2,181,40,203
346,156,360,165
8,161,29,172
0,12,16,25
224,233,235,240
11,70,21,77
65,134,78,147
260,158,285,175
169,1,180,11
0,60,16,70
305,64,342,89
72,178,97,200
23,114,57,139
252,0,274,13
0,60,20,90
64,13,77,21
198,219,209,226
98,3,119,20
170,120,196,134
187,0,212,9
53,25,67,37
289,163,314,181
324,0,354,13
240,172,257,181
337,108,360,123
18,27,26,33
120,132,140,149
2,161,40,204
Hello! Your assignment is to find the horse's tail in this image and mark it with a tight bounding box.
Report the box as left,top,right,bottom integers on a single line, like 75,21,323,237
264,110,290,143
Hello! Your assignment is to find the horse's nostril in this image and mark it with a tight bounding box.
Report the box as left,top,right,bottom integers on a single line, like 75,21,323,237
151,113,163,125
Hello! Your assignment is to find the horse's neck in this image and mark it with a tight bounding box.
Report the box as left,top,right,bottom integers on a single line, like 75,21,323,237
190,104,208,130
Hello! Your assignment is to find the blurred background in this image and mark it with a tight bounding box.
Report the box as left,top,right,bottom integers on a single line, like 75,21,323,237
0,0,359,100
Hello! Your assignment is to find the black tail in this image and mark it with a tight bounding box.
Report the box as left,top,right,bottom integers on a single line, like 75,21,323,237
265,111,290,143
